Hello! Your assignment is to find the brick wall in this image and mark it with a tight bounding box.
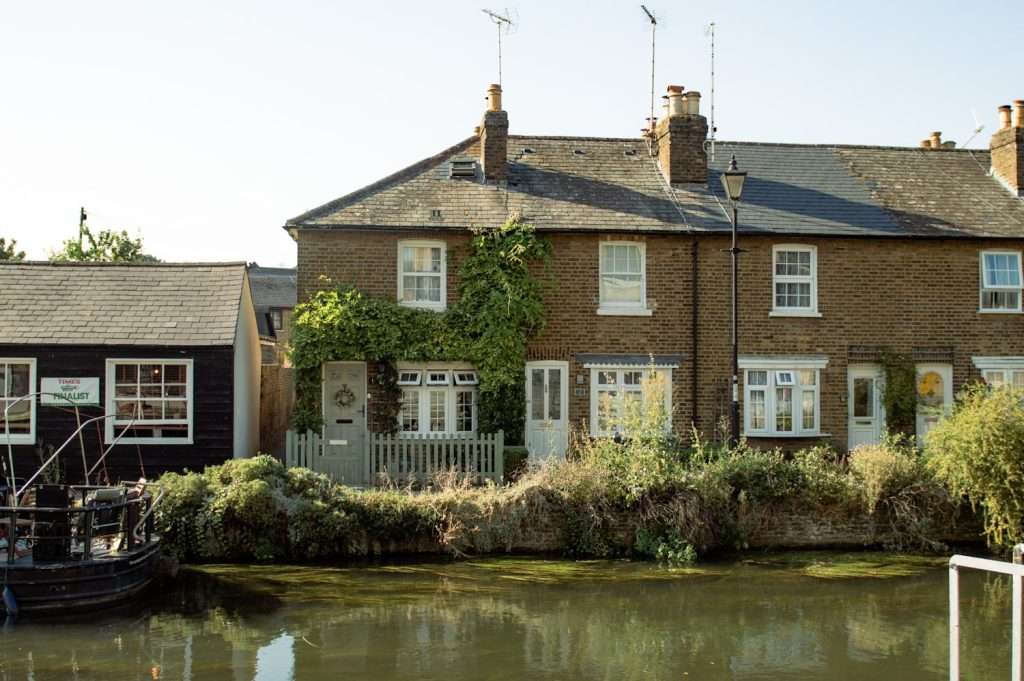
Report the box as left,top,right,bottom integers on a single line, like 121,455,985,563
296,227,1024,450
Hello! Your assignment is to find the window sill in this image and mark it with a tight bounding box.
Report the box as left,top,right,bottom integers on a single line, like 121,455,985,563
105,438,194,445
596,307,653,317
0,435,34,446
769,310,822,318
978,309,1023,315
744,432,831,439
399,302,447,313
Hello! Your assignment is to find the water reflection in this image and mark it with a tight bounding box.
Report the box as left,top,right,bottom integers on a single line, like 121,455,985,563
0,554,1013,681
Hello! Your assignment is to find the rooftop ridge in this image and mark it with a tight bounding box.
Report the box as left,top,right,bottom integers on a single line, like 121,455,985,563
0,260,248,268
508,134,990,154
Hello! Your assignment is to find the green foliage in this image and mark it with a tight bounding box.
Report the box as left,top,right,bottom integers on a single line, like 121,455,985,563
849,434,923,513
50,224,158,263
879,351,918,435
0,237,25,261
926,384,1024,548
289,217,550,440
635,527,697,567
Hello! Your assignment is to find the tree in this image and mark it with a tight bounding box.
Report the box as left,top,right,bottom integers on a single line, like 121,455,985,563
0,238,25,261
50,224,158,263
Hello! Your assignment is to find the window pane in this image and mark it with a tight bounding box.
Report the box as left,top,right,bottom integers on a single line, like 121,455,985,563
623,371,643,386
601,274,642,304
8,364,29,397
404,246,442,274
115,364,137,383
115,400,139,420
0,399,29,433
597,371,617,386
116,384,138,397
164,365,186,383
775,388,793,432
853,378,874,418
597,389,618,433
140,400,163,420
548,369,561,420
775,282,811,308
164,384,187,398
747,370,768,386
984,370,1006,388
802,390,816,430
749,390,766,430
985,253,1021,287
165,401,187,420
530,369,545,420
0,366,5,397
141,385,162,398
456,391,475,432
400,391,419,432
1014,372,1024,390
798,370,816,386
139,364,162,384
429,391,446,432
775,250,811,277
982,290,1020,310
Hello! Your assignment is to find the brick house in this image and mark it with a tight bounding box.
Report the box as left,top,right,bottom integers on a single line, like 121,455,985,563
285,84,1024,469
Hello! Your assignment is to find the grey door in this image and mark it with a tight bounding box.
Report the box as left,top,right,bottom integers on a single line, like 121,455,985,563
322,362,367,484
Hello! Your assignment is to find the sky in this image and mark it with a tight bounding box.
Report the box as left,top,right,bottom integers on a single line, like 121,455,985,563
1,1,1021,266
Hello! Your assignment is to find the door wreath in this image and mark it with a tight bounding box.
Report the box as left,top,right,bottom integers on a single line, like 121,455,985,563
334,385,356,409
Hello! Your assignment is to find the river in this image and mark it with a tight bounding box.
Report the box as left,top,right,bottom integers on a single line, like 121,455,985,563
0,552,1011,680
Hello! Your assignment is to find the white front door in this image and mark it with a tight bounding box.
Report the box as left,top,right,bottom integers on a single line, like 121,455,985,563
916,363,953,444
322,361,368,484
848,364,885,450
525,361,569,460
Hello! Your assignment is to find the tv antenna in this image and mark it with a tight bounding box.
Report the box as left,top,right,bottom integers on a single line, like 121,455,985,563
704,22,717,161
481,8,517,87
640,5,658,138
962,108,985,148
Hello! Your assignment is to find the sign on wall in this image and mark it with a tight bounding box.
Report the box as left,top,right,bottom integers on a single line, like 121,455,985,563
40,377,100,406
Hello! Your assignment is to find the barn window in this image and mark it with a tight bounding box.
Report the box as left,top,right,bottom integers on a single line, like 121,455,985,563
105,359,193,444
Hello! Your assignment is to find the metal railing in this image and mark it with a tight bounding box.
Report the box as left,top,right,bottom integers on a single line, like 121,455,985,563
949,553,1024,680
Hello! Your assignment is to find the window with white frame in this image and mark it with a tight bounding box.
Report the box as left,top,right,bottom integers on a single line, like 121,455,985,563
980,251,1022,312
398,240,446,310
0,358,35,444
106,360,193,444
397,365,478,434
771,245,818,315
742,359,824,436
598,242,648,313
974,357,1024,391
589,366,671,437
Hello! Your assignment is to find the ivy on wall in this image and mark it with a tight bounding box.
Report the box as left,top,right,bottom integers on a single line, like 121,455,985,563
289,218,551,444
879,350,918,436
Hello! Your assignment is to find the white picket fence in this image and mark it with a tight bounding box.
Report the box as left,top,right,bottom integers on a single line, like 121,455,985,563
285,430,504,486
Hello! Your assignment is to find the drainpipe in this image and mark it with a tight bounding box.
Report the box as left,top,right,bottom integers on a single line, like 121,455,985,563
691,237,699,432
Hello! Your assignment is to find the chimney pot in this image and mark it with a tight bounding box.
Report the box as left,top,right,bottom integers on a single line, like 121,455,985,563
920,139,932,149
930,131,942,149
667,87,685,117
683,91,701,116
654,83,709,183
487,84,503,112
1014,100,1024,128
999,105,1013,130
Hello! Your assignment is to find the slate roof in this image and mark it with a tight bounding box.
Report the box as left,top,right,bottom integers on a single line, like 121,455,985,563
248,265,296,337
0,262,247,346
286,135,1024,239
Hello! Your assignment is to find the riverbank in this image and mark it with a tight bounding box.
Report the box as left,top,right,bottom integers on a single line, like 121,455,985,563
155,434,980,564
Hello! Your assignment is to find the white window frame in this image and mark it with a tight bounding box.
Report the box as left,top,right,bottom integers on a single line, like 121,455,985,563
588,366,672,438
770,244,820,317
397,240,447,311
740,356,827,437
973,357,1024,389
979,250,1023,313
396,364,478,435
425,370,451,386
104,359,194,445
597,241,651,316
397,370,422,386
453,370,479,386
0,358,36,445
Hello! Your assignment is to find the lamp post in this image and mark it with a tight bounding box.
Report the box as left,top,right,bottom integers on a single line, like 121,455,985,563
720,155,747,447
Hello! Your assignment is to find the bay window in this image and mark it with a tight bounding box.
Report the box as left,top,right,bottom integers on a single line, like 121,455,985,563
980,251,1022,312
771,245,819,316
398,240,446,310
0,358,35,444
589,366,672,437
105,359,193,444
973,357,1024,391
397,364,477,434
741,357,826,437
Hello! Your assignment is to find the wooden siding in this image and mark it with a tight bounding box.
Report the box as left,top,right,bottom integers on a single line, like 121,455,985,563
0,344,235,483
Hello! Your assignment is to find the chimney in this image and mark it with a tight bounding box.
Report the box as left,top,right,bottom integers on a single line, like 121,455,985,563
930,131,942,149
654,85,709,184
479,84,508,181
991,101,1024,195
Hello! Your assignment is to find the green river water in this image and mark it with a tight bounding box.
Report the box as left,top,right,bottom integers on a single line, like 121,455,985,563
0,552,1013,680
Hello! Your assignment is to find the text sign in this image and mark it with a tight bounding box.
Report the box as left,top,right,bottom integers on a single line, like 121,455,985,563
40,377,100,406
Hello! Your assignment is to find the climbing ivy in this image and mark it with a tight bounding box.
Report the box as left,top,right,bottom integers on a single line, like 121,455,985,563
879,350,918,436
289,218,551,444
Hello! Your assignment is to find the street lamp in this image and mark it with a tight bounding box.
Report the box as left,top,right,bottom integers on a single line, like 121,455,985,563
721,155,747,446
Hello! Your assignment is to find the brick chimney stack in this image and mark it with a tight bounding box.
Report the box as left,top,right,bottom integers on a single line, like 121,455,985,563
991,101,1024,195
479,84,508,181
654,85,709,184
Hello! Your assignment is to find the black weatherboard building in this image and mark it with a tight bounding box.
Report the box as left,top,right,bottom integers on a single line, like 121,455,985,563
0,262,261,483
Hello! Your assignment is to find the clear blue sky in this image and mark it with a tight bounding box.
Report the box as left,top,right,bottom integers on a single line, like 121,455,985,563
1,1,1020,266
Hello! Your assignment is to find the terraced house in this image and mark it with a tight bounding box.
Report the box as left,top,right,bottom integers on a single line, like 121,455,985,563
285,84,1024,475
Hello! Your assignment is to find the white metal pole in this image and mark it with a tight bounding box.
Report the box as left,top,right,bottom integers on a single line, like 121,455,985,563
950,563,960,681
1014,572,1022,681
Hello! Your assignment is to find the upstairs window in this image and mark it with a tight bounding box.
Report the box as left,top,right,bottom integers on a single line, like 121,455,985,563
598,242,649,315
398,241,446,311
980,251,1022,312
771,245,818,316
105,359,193,444
0,359,35,445
270,308,284,330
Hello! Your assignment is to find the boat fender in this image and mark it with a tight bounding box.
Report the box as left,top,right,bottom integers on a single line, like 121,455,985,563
3,585,17,617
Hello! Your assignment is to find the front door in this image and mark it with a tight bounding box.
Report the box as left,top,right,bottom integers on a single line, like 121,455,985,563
322,361,367,484
848,364,884,450
916,363,953,444
525,361,568,460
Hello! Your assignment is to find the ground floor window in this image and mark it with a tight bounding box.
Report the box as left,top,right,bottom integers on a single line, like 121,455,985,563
397,365,477,434
0,358,35,444
740,357,826,437
973,357,1024,391
588,366,672,437
105,359,193,444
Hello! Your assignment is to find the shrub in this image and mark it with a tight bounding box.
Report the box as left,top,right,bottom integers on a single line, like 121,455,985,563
849,435,922,513
926,384,1024,548
634,527,697,566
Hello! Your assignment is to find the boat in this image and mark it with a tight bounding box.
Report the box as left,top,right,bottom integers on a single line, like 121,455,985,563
1,392,165,617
